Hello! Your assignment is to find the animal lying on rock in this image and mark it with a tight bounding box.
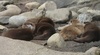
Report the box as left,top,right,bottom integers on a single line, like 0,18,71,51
23,17,56,40
74,22,100,43
59,18,84,41
2,28,34,41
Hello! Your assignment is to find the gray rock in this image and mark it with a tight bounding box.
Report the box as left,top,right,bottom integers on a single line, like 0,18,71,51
0,4,21,16
46,33,66,48
78,7,92,13
85,47,100,55
94,2,100,10
38,1,57,10
3,0,75,8
77,13,93,23
20,9,43,19
25,2,40,10
0,1,12,5
0,25,7,29
45,8,77,22
2,0,20,3
38,0,75,8
72,11,78,18
77,0,91,4
0,36,85,55
0,1,13,12
87,9,100,15
9,15,27,27
0,16,10,24
0,5,6,12
45,8,70,22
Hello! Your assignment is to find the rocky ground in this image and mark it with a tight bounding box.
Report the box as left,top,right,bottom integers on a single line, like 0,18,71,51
0,0,100,55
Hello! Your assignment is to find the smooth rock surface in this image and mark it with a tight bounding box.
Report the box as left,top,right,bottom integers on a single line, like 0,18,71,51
77,0,91,4
0,4,21,16
94,2,100,10
20,9,43,19
25,2,40,10
9,15,27,27
38,1,57,10
0,16,10,24
77,13,92,23
0,25,6,29
0,36,85,55
87,9,100,15
78,7,92,13
45,8,70,22
3,0,75,8
85,47,100,55
46,33,66,48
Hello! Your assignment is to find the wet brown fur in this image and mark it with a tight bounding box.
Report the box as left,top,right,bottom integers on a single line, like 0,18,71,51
59,18,84,41
33,22,56,40
23,17,56,40
74,22,100,43
2,28,33,41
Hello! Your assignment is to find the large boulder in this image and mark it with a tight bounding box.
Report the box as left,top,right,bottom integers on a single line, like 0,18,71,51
77,13,93,23
85,47,100,55
38,1,57,10
0,36,85,55
46,33,66,48
9,15,27,27
94,2,100,10
20,9,43,19
0,16,10,24
87,9,100,15
78,7,92,13
0,1,13,12
25,2,40,10
0,1,12,5
1,35,100,55
0,5,6,12
77,0,91,4
45,8,70,22
0,4,21,16
3,0,75,8
45,8,77,22
0,25,7,29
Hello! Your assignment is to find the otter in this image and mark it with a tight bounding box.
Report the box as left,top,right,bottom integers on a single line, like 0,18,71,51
26,17,55,27
33,22,56,40
74,22,100,43
23,17,56,40
37,17,55,27
2,28,33,41
59,18,84,41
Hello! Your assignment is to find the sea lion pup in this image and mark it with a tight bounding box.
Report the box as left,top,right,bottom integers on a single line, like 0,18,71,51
74,22,100,43
59,18,84,41
1,28,33,41
33,22,56,40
